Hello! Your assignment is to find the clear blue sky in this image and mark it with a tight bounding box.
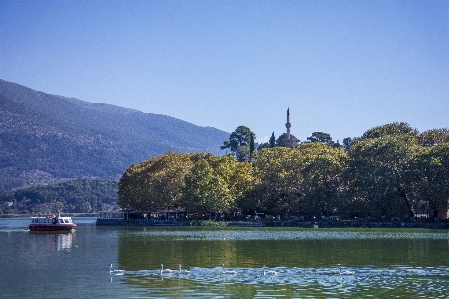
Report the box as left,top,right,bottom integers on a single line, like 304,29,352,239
1,0,448,144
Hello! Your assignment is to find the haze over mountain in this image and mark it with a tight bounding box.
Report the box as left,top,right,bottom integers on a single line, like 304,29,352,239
0,79,229,190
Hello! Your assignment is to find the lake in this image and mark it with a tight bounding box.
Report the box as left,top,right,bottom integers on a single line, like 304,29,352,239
1,218,448,298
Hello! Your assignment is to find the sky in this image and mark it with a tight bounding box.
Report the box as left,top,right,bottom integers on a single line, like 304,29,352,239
1,0,448,144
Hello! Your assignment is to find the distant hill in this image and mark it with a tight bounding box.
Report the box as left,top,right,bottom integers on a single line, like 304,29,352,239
0,179,118,215
0,79,229,190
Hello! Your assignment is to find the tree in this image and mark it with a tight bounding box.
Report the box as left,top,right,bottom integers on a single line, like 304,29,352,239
361,122,418,140
342,137,360,151
181,155,253,215
346,134,418,218
269,132,276,148
256,132,276,151
236,145,250,162
117,152,199,211
298,142,349,215
307,132,334,146
117,163,151,211
418,128,449,147
276,133,294,148
221,126,256,162
249,133,256,159
410,143,449,219
251,147,304,215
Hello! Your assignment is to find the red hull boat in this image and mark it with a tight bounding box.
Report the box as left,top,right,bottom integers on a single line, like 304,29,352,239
29,214,76,231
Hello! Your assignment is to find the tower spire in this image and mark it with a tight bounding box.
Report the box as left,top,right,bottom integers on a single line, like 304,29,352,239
285,108,291,139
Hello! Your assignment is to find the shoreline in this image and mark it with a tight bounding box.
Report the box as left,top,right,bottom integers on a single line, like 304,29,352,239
95,219,449,229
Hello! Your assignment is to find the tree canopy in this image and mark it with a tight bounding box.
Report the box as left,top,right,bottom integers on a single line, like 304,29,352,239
221,126,256,161
180,155,253,215
307,132,334,146
113,122,449,220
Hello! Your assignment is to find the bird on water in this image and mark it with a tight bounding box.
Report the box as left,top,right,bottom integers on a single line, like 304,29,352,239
109,263,125,275
178,264,190,275
160,264,173,275
263,265,278,276
339,266,355,276
221,264,237,275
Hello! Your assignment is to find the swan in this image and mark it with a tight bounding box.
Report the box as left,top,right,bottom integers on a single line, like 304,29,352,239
263,265,278,276
160,264,173,275
339,266,355,276
178,264,190,275
109,263,125,275
221,264,237,275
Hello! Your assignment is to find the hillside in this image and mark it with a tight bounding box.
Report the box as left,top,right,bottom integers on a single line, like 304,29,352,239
0,79,229,190
0,179,118,215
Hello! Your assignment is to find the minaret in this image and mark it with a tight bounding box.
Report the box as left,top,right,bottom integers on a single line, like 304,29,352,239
285,108,291,139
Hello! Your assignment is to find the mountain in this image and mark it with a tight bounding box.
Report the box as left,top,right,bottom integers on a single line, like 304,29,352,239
0,79,229,190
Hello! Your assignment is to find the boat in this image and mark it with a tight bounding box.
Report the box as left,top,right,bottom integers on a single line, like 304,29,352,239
29,212,77,232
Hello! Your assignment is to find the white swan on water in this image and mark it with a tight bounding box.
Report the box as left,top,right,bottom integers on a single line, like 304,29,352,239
339,266,355,276
109,263,125,275
178,264,190,275
263,265,278,276
160,264,173,275
221,264,237,275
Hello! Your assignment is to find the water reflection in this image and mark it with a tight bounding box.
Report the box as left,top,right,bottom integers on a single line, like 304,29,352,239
29,231,75,252
117,227,449,269
119,265,449,298
112,227,449,298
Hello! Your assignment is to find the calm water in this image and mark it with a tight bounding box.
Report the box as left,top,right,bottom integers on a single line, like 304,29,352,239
1,218,449,298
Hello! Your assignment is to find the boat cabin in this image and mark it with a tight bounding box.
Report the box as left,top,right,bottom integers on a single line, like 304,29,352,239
31,216,74,224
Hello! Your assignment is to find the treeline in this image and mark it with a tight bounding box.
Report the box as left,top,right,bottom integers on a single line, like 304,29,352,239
118,123,449,220
0,179,118,215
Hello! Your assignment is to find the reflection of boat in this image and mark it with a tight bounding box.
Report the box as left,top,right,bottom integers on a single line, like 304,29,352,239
29,231,75,251
29,213,76,231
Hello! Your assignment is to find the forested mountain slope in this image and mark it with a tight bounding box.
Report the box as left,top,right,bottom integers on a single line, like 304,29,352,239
0,79,229,190
0,179,118,215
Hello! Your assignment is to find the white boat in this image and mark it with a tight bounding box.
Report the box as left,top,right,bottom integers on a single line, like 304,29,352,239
29,213,76,232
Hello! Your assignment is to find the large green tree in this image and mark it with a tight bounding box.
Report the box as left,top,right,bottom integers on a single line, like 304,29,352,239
251,147,303,215
361,122,418,140
221,126,256,161
346,134,417,218
418,128,449,147
307,132,335,147
276,133,294,148
180,155,253,215
411,143,449,218
117,152,200,211
298,142,349,215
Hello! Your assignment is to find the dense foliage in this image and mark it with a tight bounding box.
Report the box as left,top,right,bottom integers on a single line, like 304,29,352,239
118,123,449,220
220,125,256,161
0,179,118,215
